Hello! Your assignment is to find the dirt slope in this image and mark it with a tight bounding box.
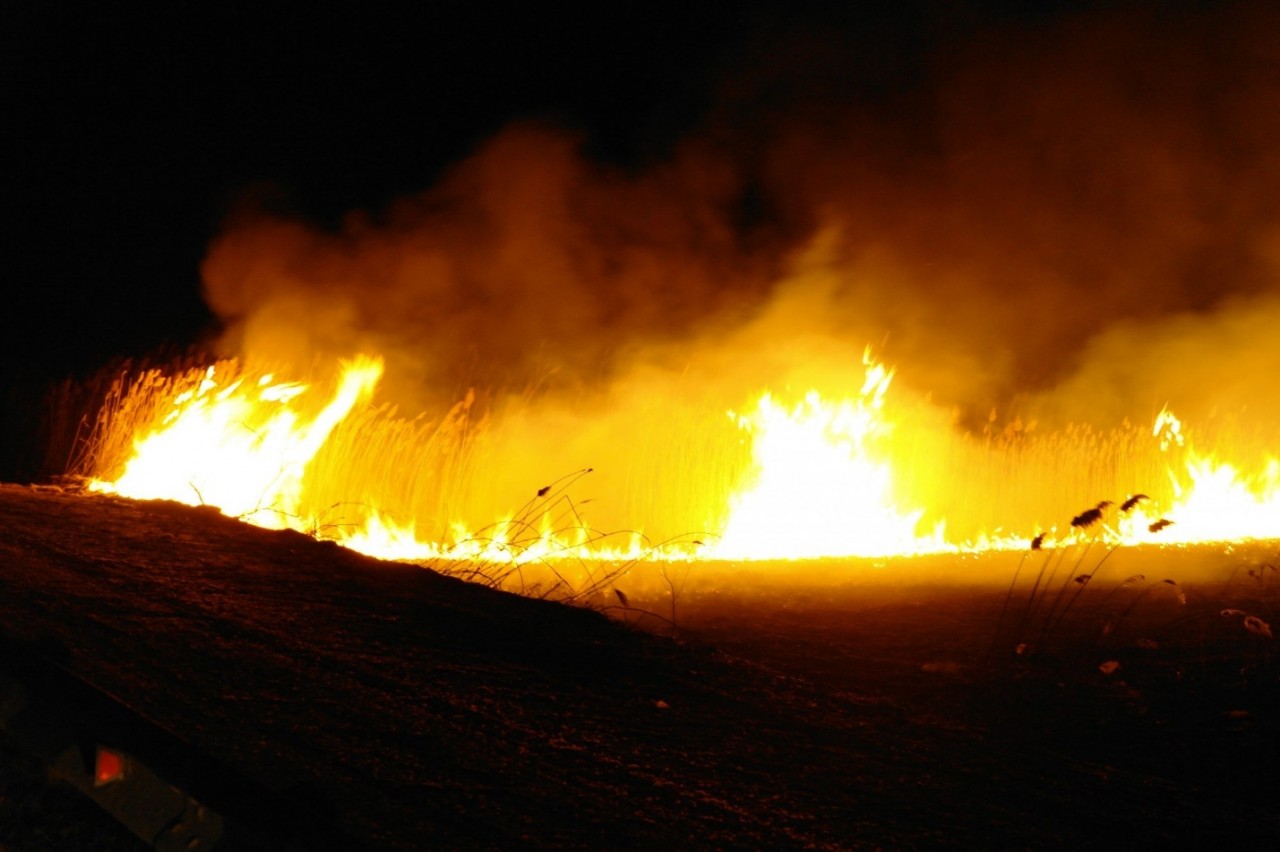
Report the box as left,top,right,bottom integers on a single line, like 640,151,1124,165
0,483,1275,849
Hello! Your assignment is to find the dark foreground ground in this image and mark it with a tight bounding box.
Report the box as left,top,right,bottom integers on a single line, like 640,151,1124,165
1,483,1277,849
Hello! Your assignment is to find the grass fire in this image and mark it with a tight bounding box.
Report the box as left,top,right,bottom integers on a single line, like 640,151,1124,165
6,3,1280,848
76,342,1278,583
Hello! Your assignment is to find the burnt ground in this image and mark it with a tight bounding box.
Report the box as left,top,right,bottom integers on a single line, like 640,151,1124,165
0,482,1277,849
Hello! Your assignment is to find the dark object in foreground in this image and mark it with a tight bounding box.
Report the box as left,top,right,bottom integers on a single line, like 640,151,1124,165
0,631,349,850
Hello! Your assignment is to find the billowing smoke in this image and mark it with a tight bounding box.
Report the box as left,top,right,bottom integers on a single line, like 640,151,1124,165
198,2,1280,536
202,125,775,406
710,0,1280,424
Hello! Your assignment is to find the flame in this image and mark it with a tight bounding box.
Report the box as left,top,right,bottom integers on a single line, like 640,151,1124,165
90,356,384,529
85,358,674,564
83,351,1279,569
709,350,949,559
337,512,660,564
1119,408,1280,545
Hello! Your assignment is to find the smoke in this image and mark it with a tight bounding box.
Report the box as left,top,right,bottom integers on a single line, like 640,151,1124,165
712,0,1280,423
202,124,775,406
197,2,1280,530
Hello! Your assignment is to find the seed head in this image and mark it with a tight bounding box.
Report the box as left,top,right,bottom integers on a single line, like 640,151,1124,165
1244,615,1273,639
1071,507,1104,529
1120,494,1149,513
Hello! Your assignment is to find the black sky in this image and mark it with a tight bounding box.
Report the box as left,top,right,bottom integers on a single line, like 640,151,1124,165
4,1,1081,379
4,4,735,376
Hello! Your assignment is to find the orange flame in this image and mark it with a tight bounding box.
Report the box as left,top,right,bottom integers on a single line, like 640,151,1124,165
709,350,949,558
1119,408,1280,545
90,356,384,529
83,351,1279,566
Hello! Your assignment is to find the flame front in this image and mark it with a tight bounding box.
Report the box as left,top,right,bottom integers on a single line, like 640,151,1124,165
83,349,1279,568
710,353,947,558
1120,409,1280,545
90,356,384,529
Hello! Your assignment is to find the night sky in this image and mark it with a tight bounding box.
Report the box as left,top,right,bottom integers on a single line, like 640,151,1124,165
5,4,726,374
5,1,1274,482
4,2,1062,377
4,2,760,477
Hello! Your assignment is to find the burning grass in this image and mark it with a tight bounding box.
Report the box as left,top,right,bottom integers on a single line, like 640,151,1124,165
48,345,1280,592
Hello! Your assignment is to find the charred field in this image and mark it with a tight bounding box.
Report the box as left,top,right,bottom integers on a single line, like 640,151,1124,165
1,482,1278,850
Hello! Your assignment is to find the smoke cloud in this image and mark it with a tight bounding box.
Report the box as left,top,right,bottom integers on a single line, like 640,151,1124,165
203,125,774,406
197,2,1280,533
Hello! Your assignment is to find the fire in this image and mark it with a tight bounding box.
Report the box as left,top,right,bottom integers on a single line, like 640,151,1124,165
90,356,384,530
338,512,659,564
709,351,949,559
1119,409,1280,545
82,350,1279,570
85,360,672,564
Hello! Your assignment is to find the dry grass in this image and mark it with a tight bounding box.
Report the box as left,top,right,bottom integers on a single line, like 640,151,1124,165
988,496,1169,661
422,473,705,616
52,352,1271,558
987,511,1280,725
43,351,217,483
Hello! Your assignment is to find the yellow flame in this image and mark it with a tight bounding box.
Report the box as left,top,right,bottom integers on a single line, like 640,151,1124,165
1153,405,1185,451
1121,411,1280,544
709,352,949,558
90,356,384,529
83,351,1280,567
